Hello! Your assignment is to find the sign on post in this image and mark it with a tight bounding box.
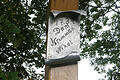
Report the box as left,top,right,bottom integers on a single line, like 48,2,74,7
45,10,86,66
47,11,80,59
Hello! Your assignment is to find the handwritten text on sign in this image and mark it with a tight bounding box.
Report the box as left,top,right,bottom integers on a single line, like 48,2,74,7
47,14,80,59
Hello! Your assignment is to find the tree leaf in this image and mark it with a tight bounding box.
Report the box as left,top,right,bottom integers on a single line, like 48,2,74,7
6,72,18,80
94,24,102,30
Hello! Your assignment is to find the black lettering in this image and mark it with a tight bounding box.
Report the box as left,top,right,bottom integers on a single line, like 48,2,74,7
53,28,60,35
69,40,73,44
57,46,63,52
56,50,60,54
64,24,70,29
60,18,63,25
56,39,61,44
50,38,57,46
67,42,70,46
60,35,65,40
63,44,67,48
61,27,64,31
66,18,70,25
65,29,72,36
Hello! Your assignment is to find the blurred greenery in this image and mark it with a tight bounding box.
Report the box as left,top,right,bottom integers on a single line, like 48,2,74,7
0,0,47,79
79,0,120,80
0,0,120,80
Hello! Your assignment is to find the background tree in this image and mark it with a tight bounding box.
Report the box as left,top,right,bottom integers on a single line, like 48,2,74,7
0,0,48,79
1,0,120,80
79,0,120,80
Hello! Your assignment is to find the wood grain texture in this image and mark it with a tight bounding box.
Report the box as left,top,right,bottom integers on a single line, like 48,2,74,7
49,64,78,80
46,0,79,80
50,0,78,11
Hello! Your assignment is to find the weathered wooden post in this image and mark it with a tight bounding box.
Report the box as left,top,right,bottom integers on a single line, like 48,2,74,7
45,0,84,80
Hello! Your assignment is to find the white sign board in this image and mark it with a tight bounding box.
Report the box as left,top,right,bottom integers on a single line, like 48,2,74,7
47,11,81,59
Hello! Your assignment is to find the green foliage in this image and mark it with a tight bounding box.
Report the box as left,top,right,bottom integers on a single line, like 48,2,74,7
6,72,18,80
0,0,48,79
0,67,19,80
94,24,102,30
80,0,120,80
1,0,120,80
0,68,7,80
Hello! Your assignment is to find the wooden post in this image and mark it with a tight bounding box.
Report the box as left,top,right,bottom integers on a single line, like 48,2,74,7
50,0,78,11
46,0,79,80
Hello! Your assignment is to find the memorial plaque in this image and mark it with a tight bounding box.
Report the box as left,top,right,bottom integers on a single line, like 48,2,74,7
47,11,82,59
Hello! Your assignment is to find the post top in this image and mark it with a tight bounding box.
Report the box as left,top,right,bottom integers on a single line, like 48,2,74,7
50,0,79,11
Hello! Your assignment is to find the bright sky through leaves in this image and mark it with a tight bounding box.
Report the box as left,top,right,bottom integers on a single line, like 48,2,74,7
78,59,106,80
